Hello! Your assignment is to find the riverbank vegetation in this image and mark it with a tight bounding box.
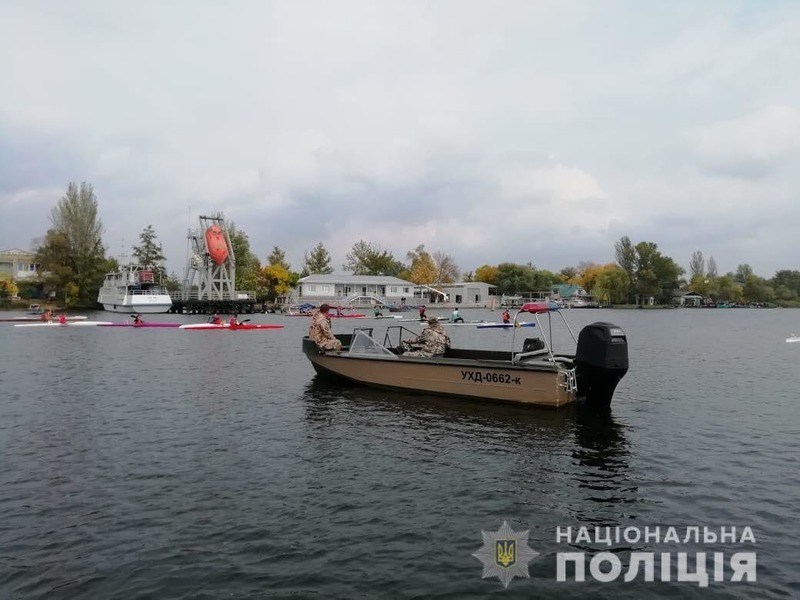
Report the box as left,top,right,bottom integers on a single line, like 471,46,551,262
6,181,800,308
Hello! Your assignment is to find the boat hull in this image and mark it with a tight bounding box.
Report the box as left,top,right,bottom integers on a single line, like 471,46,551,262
303,340,574,407
15,321,114,327
99,299,173,314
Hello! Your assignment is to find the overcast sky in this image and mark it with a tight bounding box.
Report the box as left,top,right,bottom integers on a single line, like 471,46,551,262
2,1,799,278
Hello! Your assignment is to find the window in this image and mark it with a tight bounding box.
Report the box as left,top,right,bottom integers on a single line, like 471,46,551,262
390,286,397,293
17,263,26,271
403,287,410,294
307,284,316,292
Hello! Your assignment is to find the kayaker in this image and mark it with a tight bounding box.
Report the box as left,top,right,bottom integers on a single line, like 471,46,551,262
374,305,383,317
450,308,464,323
502,309,511,324
132,313,143,326
58,313,67,324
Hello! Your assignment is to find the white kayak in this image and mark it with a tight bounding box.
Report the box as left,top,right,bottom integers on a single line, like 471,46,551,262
786,334,800,343
14,321,114,328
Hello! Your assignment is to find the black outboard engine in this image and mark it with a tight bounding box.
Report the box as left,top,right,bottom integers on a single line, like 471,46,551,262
575,322,629,407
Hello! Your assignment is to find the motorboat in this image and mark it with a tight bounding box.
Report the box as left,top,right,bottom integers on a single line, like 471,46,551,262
303,302,629,408
97,264,173,314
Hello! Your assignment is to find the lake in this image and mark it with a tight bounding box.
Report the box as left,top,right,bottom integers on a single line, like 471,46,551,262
0,307,797,598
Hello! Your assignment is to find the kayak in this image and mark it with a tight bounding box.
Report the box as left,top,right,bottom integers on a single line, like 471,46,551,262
1,315,88,323
180,323,285,330
284,313,367,318
99,322,182,328
476,322,537,329
15,321,114,328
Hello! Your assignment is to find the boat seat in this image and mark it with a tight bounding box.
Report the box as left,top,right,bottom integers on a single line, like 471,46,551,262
522,337,545,353
513,349,550,364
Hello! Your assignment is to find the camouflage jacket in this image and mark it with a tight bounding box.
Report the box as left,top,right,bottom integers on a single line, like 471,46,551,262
309,312,342,351
404,325,450,357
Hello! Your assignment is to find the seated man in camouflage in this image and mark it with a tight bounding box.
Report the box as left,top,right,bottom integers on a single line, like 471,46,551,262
402,317,451,357
309,304,343,351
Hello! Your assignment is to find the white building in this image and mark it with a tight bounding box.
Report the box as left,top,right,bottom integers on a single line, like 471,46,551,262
0,249,41,281
438,282,497,306
297,273,415,306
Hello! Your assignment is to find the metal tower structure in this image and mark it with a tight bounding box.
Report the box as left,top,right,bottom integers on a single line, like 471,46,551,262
183,213,236,301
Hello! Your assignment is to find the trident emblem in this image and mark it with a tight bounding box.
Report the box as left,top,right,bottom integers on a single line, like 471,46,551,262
496,540,516,567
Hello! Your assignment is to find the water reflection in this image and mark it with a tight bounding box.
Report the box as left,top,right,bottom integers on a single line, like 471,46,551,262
301,376,577,443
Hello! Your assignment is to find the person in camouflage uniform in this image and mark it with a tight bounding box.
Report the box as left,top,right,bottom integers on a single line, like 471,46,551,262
309,304,343,351
402,317,450,357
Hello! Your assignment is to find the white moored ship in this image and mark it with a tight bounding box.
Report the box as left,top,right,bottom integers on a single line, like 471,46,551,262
97,264,173,313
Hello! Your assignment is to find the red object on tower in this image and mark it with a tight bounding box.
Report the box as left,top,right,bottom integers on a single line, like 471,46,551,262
205,224,229,265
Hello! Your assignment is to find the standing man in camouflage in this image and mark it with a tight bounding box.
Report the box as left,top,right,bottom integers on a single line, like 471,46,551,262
402,317,450,357
309,303,343,351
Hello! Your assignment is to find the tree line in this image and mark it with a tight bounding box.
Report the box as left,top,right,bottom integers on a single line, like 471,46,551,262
5,181,799,307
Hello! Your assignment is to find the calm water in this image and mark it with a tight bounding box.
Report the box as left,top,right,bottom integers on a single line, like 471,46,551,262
0,308,798,599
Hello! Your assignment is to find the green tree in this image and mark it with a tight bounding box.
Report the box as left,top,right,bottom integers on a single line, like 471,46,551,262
735,264,754,284
301,242,334,276
771,270,800,301
614,236,637,303
706,256,718,278
615,236,682,304
715,275,743,303
593,264,630,304
495,263,536,296
742,274,774,303
267,246,291,271
344,240,403,275
132,224,167,281
228,223,261,292
689,250,705,279
36,182,106,305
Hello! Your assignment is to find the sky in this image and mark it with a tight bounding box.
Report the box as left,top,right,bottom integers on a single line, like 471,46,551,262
2,0,799,279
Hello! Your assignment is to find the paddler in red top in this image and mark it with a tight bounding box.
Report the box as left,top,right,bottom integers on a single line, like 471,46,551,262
229,314,241,326
58,313,67,324
132,313,143,326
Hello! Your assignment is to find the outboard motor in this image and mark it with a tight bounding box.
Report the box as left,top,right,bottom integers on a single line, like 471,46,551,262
575,322,629,407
